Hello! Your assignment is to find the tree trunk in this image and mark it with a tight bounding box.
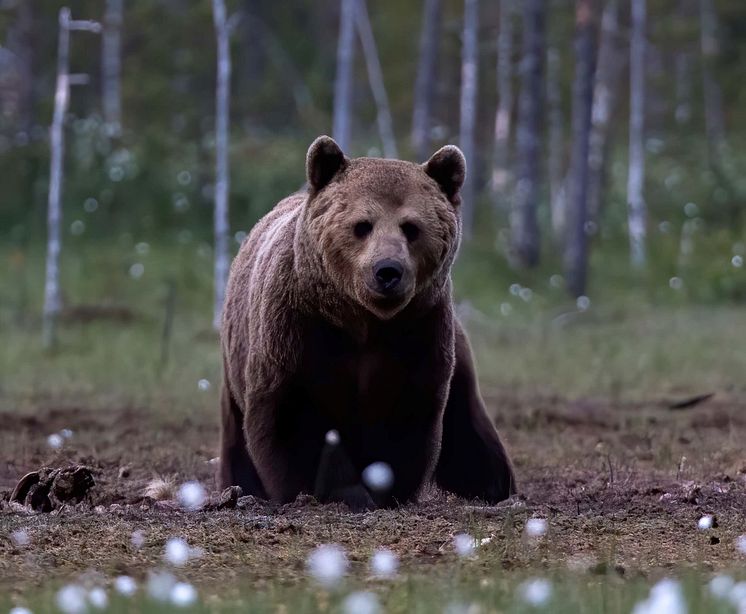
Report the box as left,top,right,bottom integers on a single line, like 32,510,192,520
510,0,545,267
627,0,646,268
43,9,72,349
354,0,397,158
564,0,598,298
212,0,231,331
699,0,726,167
333,0,356,151
102,0,123,136
459,0,479,240
674,50,692,125
586,0,624,223
491,0,514,195
8,0,35,133
411,0,441,161
546,45,565,242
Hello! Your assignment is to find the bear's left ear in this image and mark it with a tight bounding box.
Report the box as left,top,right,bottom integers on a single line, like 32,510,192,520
306,135,348,193
422,145,466,205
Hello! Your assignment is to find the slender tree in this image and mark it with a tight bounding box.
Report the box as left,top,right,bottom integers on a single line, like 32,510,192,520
564,0,598,297
43,9,101,349
587,0,624,223
333,0,356,151
411,0,441,161
102,0,123,136
627,0,646,267
212,0,231,331
7,1,35,133
459,0,479,239
546,45,565,242
354,0,397,158
491,0,514,195
699,0,726,166
511,0,545,267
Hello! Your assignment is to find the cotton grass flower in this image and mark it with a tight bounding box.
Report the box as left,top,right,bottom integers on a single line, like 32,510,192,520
729,582,746,609
518,578,553,607
177,481,207,510
525,518,547,538
631,578,686,614
130,530,145,549
147,570,177,601
56,585,88,614
453,533,476,557
169,582,198,607
47,433,64,450
362,462,394,492
736,535,746,555
114,576,137,597
164,537,194,566
11,529,30,547
10,607,33,614
60,428,73,439
370,548,398,579
306,544,348,587
709,574,734,600
87,587,108,609
697,515,713,530
341,591,380,614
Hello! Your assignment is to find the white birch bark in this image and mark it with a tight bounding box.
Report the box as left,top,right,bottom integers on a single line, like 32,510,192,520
627,0,646,268
212,0,231,331
458,0,479,239
411,0,441,161
333,0,356,151
491,0,513,193
354,0,397,158
102,0,122,136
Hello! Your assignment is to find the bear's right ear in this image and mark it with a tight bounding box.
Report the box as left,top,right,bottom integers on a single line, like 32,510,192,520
423,145,466,205
306,136,348,193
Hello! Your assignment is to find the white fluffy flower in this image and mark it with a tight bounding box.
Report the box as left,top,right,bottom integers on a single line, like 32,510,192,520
519,578,553,607
60,428,74,439
130,530,145,549
370,548,398,579
362,462,394,492
164,537,191,566
147,570,177,601
87,587,108,609
169,582,198,607
325,430,340,445
177,481,207,511
10,607,33,614
709,575,734,599
632,578,686,614
11,529,30,547
525,518,548,538
47,433,64,450
114,575,137,597
306,544,348,587
698,515,713,530
736,535,746,555
197,379,211,391
341,591,380,614
56,585,88,614
453,533,476,557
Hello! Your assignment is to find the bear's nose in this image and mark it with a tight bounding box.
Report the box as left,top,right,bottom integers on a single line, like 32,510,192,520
373,259,404,293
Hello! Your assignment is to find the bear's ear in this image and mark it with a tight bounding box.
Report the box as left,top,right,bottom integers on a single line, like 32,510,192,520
306,135,348,193
422,145,466,204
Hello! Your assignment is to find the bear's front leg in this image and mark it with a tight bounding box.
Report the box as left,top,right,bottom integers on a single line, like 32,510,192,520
435,321,516,503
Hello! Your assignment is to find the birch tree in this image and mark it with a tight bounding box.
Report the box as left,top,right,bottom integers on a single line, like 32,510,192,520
491,0,514,194
102,0,123,136
510,0,545,267
355,0,397,158
546,45,565,242
212,0,232,331
587,0,624,222
458,0,479,239
333,0,356,152
564,0,598,298
43,9,101,349
627,0,646,268
411,0,441,161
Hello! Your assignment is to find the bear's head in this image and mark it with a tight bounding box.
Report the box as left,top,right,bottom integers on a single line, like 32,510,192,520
301,135,465,320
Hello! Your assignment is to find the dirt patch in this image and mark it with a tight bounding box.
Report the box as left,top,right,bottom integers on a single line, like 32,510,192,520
2,396,746,590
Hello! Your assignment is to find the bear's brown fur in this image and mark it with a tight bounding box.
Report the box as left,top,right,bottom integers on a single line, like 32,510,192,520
218,136,515,508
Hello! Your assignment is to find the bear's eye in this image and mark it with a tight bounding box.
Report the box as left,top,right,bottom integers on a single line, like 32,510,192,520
401,222,420,242
353,221,373,239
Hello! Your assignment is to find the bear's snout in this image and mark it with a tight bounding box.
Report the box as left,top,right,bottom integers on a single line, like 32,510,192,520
373,259,404,294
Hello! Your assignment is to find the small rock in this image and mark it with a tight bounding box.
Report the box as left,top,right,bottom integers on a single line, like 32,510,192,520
217,486,242,509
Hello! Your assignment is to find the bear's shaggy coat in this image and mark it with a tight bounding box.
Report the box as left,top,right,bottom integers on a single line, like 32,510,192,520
219,136,515,508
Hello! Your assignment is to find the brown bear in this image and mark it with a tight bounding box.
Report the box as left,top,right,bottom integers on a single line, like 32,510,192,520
218,135,515,509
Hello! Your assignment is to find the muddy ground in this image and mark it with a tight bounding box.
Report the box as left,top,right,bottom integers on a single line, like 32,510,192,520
2,390,746,592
